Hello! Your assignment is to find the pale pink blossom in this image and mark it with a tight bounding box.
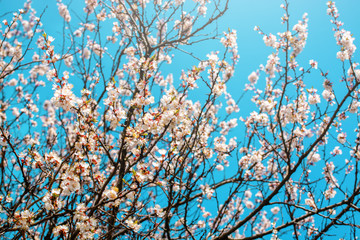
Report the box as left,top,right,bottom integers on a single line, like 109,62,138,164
309,60,318,69
58,3,71,22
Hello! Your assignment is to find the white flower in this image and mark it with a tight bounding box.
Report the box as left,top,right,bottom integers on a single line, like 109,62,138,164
58,3,71,22
245,200,255,209
51,83,77,111
198,5,207,15
248,71,259,84
197,220,206,228
324,187,336,200
63,54,73,67
245,190,252,198
308,94,320,105
305,198,316,209
201,184,214,199
309,60,318,69
8,78,18,86
263,34,277,48
221,30,237,48
307,152,320,165
337,132,346,144
322,89,334,101
53,225,69,237
215,164,224,171
337,51,348,61
0,136,7,146
14,210,34,229
271,207,280,215
60,171,80,195
125,217,141,232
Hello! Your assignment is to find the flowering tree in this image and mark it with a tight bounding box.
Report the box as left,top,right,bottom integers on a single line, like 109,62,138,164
0,0,359,239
